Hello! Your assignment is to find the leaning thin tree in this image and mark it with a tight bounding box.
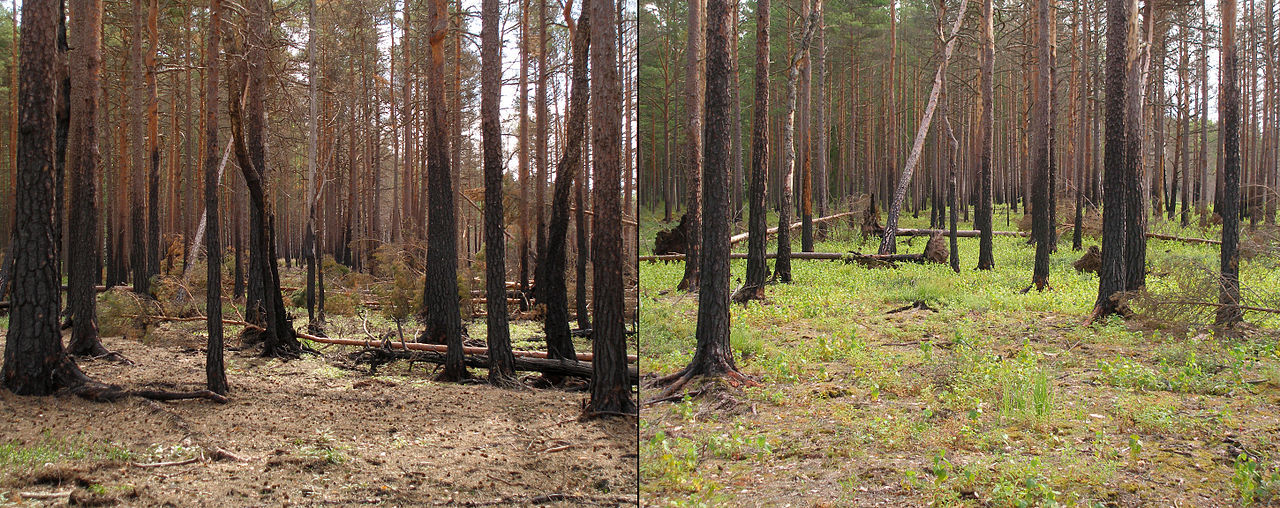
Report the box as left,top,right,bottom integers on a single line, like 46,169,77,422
229,0,302,357
876,0,969,256
539,2,591,364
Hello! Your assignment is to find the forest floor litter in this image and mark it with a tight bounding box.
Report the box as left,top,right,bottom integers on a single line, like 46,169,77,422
0,308,637,506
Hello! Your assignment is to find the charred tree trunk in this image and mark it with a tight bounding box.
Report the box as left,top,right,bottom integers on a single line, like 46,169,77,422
1217,0,1242,326
774,2,822,284
1123,0,1152,292
677,0,704,292
419,0,468,381
66,0,106,356
230,0,300,358
145,0,160,290
733,0,770,302
129,0,147,296
2,0,118,400
204,0,227,395
481,0,516,386
587,0,635,415
1030,0,1053,291
653,0,754,401
976,0,995,269
540,7,590,363
1093,0,1132,320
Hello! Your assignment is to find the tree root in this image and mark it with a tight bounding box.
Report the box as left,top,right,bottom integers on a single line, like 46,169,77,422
647,366,758,404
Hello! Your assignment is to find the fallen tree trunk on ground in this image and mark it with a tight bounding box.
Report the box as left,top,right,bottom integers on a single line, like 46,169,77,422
407,351,639,385
642,251,937,264
1058,224,1220,245
894,228,1028,238
297,333,638,363
728,211,857,246
646,233,948,265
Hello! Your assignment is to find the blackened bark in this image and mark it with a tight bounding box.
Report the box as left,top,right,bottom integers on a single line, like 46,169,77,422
481,0,516,385
204,0,227,395
587,0,635,415
67,0,106,357
734,0,770,301
146,0,160,286
55,1,68,296
677,0,703,292
976,0,995,269
1093,0,1130,319
1031,0,1052,291
420,0,468,381
1217,0,1242,326
653,0,756,401
130,0,147,296
1123,1,1152,292
2,0,114,399
575,156,590,331
540,8,590,363
230,0,300,357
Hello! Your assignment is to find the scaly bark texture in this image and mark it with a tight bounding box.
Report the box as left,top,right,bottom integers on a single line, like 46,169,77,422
481,0,516,385
204,0,227,395
1217,0,1242,326
734,0,770,302
540,6,590,363
67,0,106,357
1093,0,1131,320
587,0,635,415
420,0,468,381
2,0,115,399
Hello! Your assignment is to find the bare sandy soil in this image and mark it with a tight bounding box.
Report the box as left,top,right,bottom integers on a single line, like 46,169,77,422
0,331,638,507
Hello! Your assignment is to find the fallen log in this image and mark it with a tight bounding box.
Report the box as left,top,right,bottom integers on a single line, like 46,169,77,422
728,211,856,246
1059,224,1220,245
123,314,264,330
410,351,639,385
296,333,639,363
643,252,929,263
894,228,1028,238
57,285,111,292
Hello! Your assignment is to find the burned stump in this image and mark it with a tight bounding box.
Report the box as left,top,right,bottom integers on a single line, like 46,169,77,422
654,213,690,255
1073,245,1101,274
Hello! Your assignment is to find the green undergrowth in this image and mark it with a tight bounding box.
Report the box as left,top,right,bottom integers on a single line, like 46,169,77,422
0,431,133,481
640,207,1280,506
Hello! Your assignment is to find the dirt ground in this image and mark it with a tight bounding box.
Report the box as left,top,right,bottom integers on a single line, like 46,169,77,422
0,330,638,506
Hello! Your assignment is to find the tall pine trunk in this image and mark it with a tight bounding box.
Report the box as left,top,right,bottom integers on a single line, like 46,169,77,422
67,0,106,356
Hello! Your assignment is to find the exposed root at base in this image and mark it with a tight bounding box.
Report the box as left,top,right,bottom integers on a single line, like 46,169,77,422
647,367,758,404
